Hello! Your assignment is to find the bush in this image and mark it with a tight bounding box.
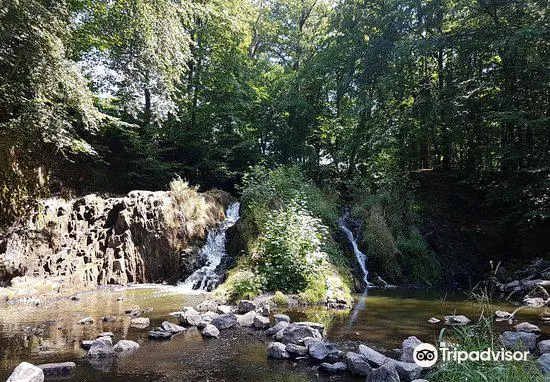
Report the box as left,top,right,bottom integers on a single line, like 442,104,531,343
272,291,289,306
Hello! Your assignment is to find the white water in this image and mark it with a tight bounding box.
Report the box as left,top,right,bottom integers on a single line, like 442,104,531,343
179,202,240,293
338,213,369,285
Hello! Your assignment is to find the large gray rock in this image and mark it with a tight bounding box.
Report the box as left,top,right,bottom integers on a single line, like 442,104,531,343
401,336,422,363
196,299,219,312
211,313,238,330
201,324,220,338
280,323,322,345
88,337,115,358
393,360,423,381
359,344,388,367
500,331,538,351
319,362,347,375
444,315,471,325
113,340,140,353
295,321,325,331
539,339,550,354
148,330,172,341
37,362,75,377
538,353,550,374
308,341,340,362
267,342,290,359
274,314,290,323
367,362,400,382
346,352,373,377
253,315,270,329
179,312,202,326
286,343,308,357
238,300,256,314
7,362,44,382
237,311,257,327
266,321,289,335
514,322,541,333
217,305,232,314
161,321,186,334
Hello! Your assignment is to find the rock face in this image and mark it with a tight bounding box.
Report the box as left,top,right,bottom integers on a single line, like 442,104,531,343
0,191,227,288
7,362,45,382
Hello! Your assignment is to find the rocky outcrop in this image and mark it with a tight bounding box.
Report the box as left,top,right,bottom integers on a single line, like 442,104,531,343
0,190,229,292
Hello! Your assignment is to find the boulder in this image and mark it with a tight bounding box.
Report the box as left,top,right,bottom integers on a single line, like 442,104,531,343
179,312,202,326
319,362,347,375
266,321,289,335
359,344,388,367
539,339,550,354
274,314,290,324
401,336,422,363
393,360,423,381
500,331,537,351
238,300,257,314
217,305,232,314
253,315,270,329
37,362,75,377
538,353,550,374
196,299,219,312
237,311,257,327
130,317,150,328
148,330,172,341
161,321,186,334
88,338,115,358
78,316,94,325
514,322,541,333
181,307,200,315
308,341,340,362
444,315,471,325
367,362,400,382
280,323,322,345
286,343,308,357
345,351,372,377
304,337,323,348
267,342,290,359
113,340,140,353
295,321,325,331
211,313,238,330
201,324,220,338
6,362,44,382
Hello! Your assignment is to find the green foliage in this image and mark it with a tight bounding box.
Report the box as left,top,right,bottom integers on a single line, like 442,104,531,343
226,270,266,301
398,231,441,285
272,290,289,306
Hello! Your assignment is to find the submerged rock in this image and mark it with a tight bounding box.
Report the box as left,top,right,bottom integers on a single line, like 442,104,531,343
7,362,44,382
37,362,76,376
267,342,290,359
148,330,172,341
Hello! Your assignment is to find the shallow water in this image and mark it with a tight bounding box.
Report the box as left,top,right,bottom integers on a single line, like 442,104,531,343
0,286,548,381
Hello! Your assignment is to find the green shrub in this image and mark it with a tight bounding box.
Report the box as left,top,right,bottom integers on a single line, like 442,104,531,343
228,270,266,301
272,291,289,306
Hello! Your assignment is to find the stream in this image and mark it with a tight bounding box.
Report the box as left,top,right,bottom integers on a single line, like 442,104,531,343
0,286,548,381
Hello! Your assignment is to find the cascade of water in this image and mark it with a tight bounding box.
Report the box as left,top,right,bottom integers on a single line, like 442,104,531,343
179,202,240,292
338,212,369,285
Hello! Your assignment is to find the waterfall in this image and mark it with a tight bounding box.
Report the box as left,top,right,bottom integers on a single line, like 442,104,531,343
338,212,369,285
179,202,240,292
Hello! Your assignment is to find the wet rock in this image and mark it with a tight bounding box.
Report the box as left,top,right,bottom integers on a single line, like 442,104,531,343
401,336,422,363
130,317,150,328
359,345,388,367
237,311,256,327
538,353,550,374
88,338,115,358
101,316,118,323
367,362,400,382
286,343,308,357
148,330,172,340
7,362,44,382
113,340,140,353
427,317,440,324
201,324,220,338
266,321,289,335
78,316,94,325
161,321,186,334
217,305,232,314
280,323,322,345
319,362,347,375
539,339,550,354
238,300,256,314
37,362,75,376
274,314,290,324
253,315,270,329
346,351,372,377
514,322,541,333
444,315,471,325
295,321,324,331
267,342,290,359
500,331,537,351
97,332,115,338
211,313,238,330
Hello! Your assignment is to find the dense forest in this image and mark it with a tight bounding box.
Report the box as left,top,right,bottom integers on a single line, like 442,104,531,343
1,0,549,281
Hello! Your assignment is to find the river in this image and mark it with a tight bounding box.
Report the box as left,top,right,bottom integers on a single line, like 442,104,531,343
0,286,548,381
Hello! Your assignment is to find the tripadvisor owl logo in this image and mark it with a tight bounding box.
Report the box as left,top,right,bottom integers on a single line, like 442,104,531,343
413,343,439,367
